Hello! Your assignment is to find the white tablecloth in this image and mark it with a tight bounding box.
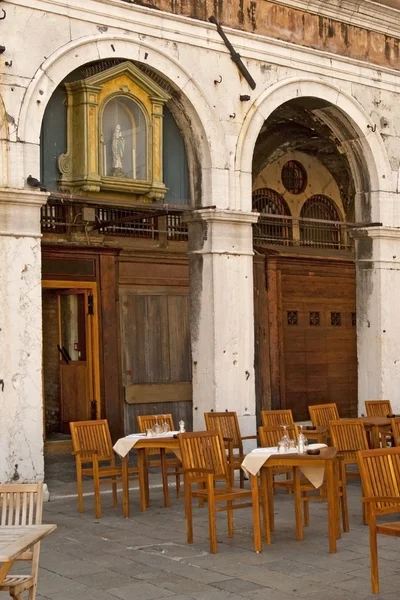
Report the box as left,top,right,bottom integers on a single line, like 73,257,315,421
241,444,327,488
113,432,179,458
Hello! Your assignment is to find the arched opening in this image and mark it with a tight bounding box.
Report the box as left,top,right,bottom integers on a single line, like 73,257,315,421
252,188,292,245
249,89,384,421
37,54,205,452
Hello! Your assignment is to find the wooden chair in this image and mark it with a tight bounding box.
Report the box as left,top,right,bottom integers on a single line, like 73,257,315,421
204,412,257,488
390,417,400,446
365,400,393,417
0,482,44,600
260,409,294,427
357,447,400,594
178,430,267,554
70,419,138,519
258,424,323,531
329,419,369,529
309,403,339,427
137,414,182,503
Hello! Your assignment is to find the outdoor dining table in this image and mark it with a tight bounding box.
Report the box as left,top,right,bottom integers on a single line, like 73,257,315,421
243,447,340,554
0,524,57,583
113,433,180,518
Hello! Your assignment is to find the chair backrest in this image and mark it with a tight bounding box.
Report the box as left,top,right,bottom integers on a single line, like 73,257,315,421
365,400,393,417
258,424,298,448
260,410,294,427
137,414,175,433
70,420,113,461
309,403,339,427
178,431,229,483
357,447,400,515
0,482,44,568
391,417,400,446
329,419,369,464
204,412,243,454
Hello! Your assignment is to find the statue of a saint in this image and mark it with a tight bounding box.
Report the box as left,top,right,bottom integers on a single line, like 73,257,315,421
111,124,125,176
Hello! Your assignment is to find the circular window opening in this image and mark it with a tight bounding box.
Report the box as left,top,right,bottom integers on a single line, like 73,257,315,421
281,160,307,195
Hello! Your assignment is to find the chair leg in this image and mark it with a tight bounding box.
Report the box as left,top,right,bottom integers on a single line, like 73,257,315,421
10,592,23,600
184,480,193,544
227,500,234,537
175,468,181,498
93,461,102,519
28,583,37,600
207,486,218,554
369,520,379,594
240,468,244,489
111,477,118,508
340,464,349,533
293,467,303,541
76,461,84,514
302,492,309,527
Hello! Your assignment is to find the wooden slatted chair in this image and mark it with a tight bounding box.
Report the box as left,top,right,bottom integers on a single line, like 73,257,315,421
357,447,400,594
260,409,295,427
137,414,182,503
329,419,369,529
365,400,393,417
178,430,267,554
0,482,44,600
390,417,400,446
309,403,339,427
70,419,138,519
204,412,257,488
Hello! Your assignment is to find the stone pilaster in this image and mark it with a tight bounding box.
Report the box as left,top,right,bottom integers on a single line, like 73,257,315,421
353,226,400,414
184,208,259,439
0,188,48,483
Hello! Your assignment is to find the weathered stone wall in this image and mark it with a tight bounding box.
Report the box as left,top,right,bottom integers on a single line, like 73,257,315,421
121,0,400,70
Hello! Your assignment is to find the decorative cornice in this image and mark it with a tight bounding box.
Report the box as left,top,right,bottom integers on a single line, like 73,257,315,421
351,225,400,240
183,208,259,225
0,188,49,238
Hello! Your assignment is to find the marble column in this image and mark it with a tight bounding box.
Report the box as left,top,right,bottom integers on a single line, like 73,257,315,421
353,226,400,414
0,188,48,483
185,209,259,439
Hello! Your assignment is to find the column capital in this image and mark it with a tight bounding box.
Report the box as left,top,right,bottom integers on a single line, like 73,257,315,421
183,208,259,226
0,188,49,238
351,225,400,241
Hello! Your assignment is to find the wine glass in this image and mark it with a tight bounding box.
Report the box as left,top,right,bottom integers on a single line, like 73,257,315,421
162,415,171,433
153,415,162,435
278,424,290,453
297,424,308,454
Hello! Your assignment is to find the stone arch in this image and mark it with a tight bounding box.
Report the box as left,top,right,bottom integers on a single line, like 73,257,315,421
237,77,393,223
18,35,228,207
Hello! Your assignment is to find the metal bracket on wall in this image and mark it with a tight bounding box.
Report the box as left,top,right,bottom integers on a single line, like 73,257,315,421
208,16,256,90
0,379,4,392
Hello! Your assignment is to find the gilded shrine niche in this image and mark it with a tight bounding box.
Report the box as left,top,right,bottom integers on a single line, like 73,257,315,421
58,61,170,201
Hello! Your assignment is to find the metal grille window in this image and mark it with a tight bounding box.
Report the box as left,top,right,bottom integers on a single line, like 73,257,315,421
252,188,292,245
41,201,67,233
300,195,341,249
167,214,188,241
281,160,307,195
96,206,158,238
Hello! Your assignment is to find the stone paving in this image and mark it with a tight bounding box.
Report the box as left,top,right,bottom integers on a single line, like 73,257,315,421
31,470,400,600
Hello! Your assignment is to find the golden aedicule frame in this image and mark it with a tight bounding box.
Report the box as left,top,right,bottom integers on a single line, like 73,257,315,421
58,61,171,202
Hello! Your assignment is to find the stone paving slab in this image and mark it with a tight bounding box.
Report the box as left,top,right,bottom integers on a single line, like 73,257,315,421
24,476,400,600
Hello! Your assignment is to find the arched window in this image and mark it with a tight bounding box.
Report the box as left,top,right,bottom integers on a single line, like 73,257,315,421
252,188,292,245
102,96,147,180
300,195,341,249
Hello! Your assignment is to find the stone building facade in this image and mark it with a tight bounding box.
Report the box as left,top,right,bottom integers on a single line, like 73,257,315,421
1,0,400,482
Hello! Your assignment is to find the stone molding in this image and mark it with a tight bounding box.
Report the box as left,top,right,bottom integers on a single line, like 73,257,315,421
351,225,400,240
0,188,49,238
183,208,259,226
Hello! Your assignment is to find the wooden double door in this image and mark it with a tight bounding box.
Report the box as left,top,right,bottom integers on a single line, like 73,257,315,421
255,255,357,421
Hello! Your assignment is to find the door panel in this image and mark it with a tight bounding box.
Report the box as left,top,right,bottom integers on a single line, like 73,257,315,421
273,259,357,420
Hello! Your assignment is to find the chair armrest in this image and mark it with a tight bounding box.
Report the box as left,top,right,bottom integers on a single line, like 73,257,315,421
183,467,214,474
72,449,99,456
241,435,258,441
361,496,400,504
223,437,234,442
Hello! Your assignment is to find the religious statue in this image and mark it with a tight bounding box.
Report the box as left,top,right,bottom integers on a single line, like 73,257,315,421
111,124,125,176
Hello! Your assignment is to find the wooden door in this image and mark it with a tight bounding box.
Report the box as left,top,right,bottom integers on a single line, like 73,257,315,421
268,258,357,420
57,289,98,432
